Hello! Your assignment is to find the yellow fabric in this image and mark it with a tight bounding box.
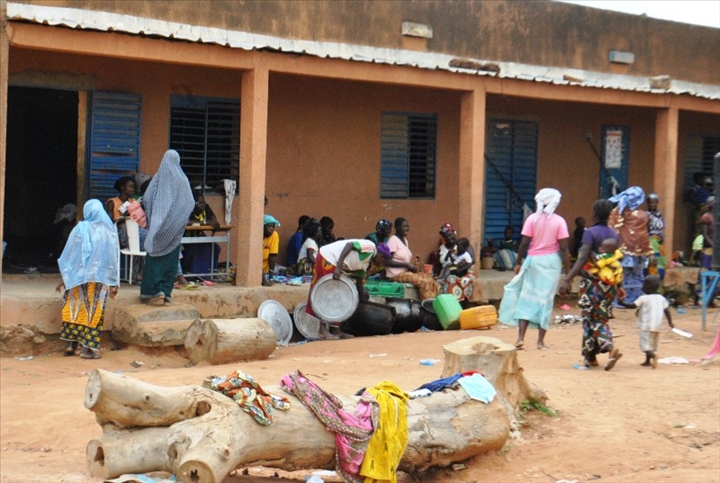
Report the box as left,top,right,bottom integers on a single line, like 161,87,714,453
361,381,409,483
262,231,280,273
585,249,624,285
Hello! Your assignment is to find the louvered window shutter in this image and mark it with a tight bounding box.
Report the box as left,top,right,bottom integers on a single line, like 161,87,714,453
87,92,142,201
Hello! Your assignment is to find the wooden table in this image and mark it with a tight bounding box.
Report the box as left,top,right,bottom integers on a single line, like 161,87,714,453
181,225,232,279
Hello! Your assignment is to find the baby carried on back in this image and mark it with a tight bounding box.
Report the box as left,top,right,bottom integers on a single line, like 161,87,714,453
584,238,623,286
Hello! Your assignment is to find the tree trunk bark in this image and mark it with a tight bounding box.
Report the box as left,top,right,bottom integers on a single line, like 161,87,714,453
85,369,509,482
183,318,276,365
441,336,546,409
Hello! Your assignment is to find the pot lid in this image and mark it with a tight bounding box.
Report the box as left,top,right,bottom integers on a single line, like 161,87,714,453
293,302,322,340
309,273,359,323
258,299,293,345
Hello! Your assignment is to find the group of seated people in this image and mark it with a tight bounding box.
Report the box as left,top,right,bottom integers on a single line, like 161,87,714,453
107,175,222,287
268,215,479,302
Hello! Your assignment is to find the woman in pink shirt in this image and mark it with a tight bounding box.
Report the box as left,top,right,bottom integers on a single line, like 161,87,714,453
498,188,571,350
384,217,440,300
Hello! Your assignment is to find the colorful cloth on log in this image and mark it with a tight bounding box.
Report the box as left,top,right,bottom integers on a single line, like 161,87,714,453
360,382,409,483
280,370,379,483
209,370,290,425
59,282,109,350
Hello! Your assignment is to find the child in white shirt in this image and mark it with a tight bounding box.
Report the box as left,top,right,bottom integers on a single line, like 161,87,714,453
618,275,674,368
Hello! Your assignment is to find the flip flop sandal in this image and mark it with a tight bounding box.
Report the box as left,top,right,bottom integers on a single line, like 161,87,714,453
605,349,623,371
201,280,216,286
79,351,102,360
184,283,200,290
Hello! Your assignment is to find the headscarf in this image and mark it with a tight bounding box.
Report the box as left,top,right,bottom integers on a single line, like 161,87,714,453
375,219,392,233
439,222,456,237
609,186,645,214
534,188,562,217
376,242,392,260
58,199,119,290
143,150,195,256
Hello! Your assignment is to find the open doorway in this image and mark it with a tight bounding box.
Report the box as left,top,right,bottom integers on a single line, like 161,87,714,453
4,87,78,273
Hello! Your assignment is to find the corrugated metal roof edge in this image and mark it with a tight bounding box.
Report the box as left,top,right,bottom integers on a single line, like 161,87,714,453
6,2,720,101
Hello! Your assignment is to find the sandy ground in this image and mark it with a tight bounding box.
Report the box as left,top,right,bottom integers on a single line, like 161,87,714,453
1,305,719,483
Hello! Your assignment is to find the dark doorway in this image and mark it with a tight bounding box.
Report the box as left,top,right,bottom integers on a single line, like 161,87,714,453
4,87,78,273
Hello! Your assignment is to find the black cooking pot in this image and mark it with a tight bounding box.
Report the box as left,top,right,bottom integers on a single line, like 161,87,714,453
385,298,425,333
342,301,397,336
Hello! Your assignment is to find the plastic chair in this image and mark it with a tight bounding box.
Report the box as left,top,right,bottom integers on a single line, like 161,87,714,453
118,218,147,284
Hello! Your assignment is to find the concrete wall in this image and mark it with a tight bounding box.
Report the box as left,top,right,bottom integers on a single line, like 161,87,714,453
266,74,461,263
16,0,720,85
485,94,657,230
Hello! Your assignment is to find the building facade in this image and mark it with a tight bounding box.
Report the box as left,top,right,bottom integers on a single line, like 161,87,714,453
1,0,719,285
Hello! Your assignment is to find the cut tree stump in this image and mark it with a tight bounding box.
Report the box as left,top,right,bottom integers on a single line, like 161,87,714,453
112,304,200,347
441,336,546,409
184,318,276,365
84,368,510,482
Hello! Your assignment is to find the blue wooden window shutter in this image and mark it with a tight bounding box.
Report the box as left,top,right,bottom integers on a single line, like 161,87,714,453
87,92,142,202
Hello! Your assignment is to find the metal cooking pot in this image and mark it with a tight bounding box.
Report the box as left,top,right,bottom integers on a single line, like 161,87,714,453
385,298,425,334
343,301,396,336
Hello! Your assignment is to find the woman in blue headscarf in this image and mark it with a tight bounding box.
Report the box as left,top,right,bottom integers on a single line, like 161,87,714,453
608,186,652,303
140,150,195,305
55,199,120,359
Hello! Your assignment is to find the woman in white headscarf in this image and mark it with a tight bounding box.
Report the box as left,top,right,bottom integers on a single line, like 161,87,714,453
498,188,570,350
140,150,195,305
55,199,120,359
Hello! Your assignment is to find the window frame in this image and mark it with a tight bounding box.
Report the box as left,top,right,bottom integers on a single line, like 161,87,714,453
169,95,240,192
380,111,438,199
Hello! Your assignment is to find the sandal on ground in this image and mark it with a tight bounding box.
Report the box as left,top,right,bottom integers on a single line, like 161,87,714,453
63,342,78,356
537,344,549,351
515,341,525,350
79,350,102,360
173,282,180,289
201,280,216,286
605,348,623,371
146,295,165,306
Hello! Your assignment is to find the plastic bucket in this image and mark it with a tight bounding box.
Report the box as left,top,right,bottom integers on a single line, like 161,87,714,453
432,294,463,330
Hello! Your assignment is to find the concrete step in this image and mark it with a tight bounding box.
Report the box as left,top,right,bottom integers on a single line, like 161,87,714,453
112,303,200,347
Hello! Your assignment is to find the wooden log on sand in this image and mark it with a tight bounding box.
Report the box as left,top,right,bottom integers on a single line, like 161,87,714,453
183,318,276,365
442,336,547,409
84,369,510,482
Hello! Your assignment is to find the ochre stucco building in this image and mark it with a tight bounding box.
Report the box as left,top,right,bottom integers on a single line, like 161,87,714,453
1,0,719,286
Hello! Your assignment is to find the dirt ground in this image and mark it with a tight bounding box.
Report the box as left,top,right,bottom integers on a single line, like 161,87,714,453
1,305,719,483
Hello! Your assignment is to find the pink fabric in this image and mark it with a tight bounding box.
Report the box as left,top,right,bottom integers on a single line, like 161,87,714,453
522,212,569,256
280,371,376,482
385,235,413,278
702,323,720,360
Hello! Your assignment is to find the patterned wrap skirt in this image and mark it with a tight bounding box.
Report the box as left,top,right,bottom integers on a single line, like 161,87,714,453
578,274,617,360
59,282,109,350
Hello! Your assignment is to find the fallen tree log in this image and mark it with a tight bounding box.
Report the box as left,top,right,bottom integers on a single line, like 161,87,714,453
184,318,276,365
85,369,510,482
441,336,547,408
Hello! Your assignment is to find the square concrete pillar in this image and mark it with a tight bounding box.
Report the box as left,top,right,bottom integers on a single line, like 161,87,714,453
458,88,487,259
235,67,270,286
654,107,679,256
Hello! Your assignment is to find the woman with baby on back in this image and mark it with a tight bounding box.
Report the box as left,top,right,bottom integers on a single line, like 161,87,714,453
560,199,624,370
